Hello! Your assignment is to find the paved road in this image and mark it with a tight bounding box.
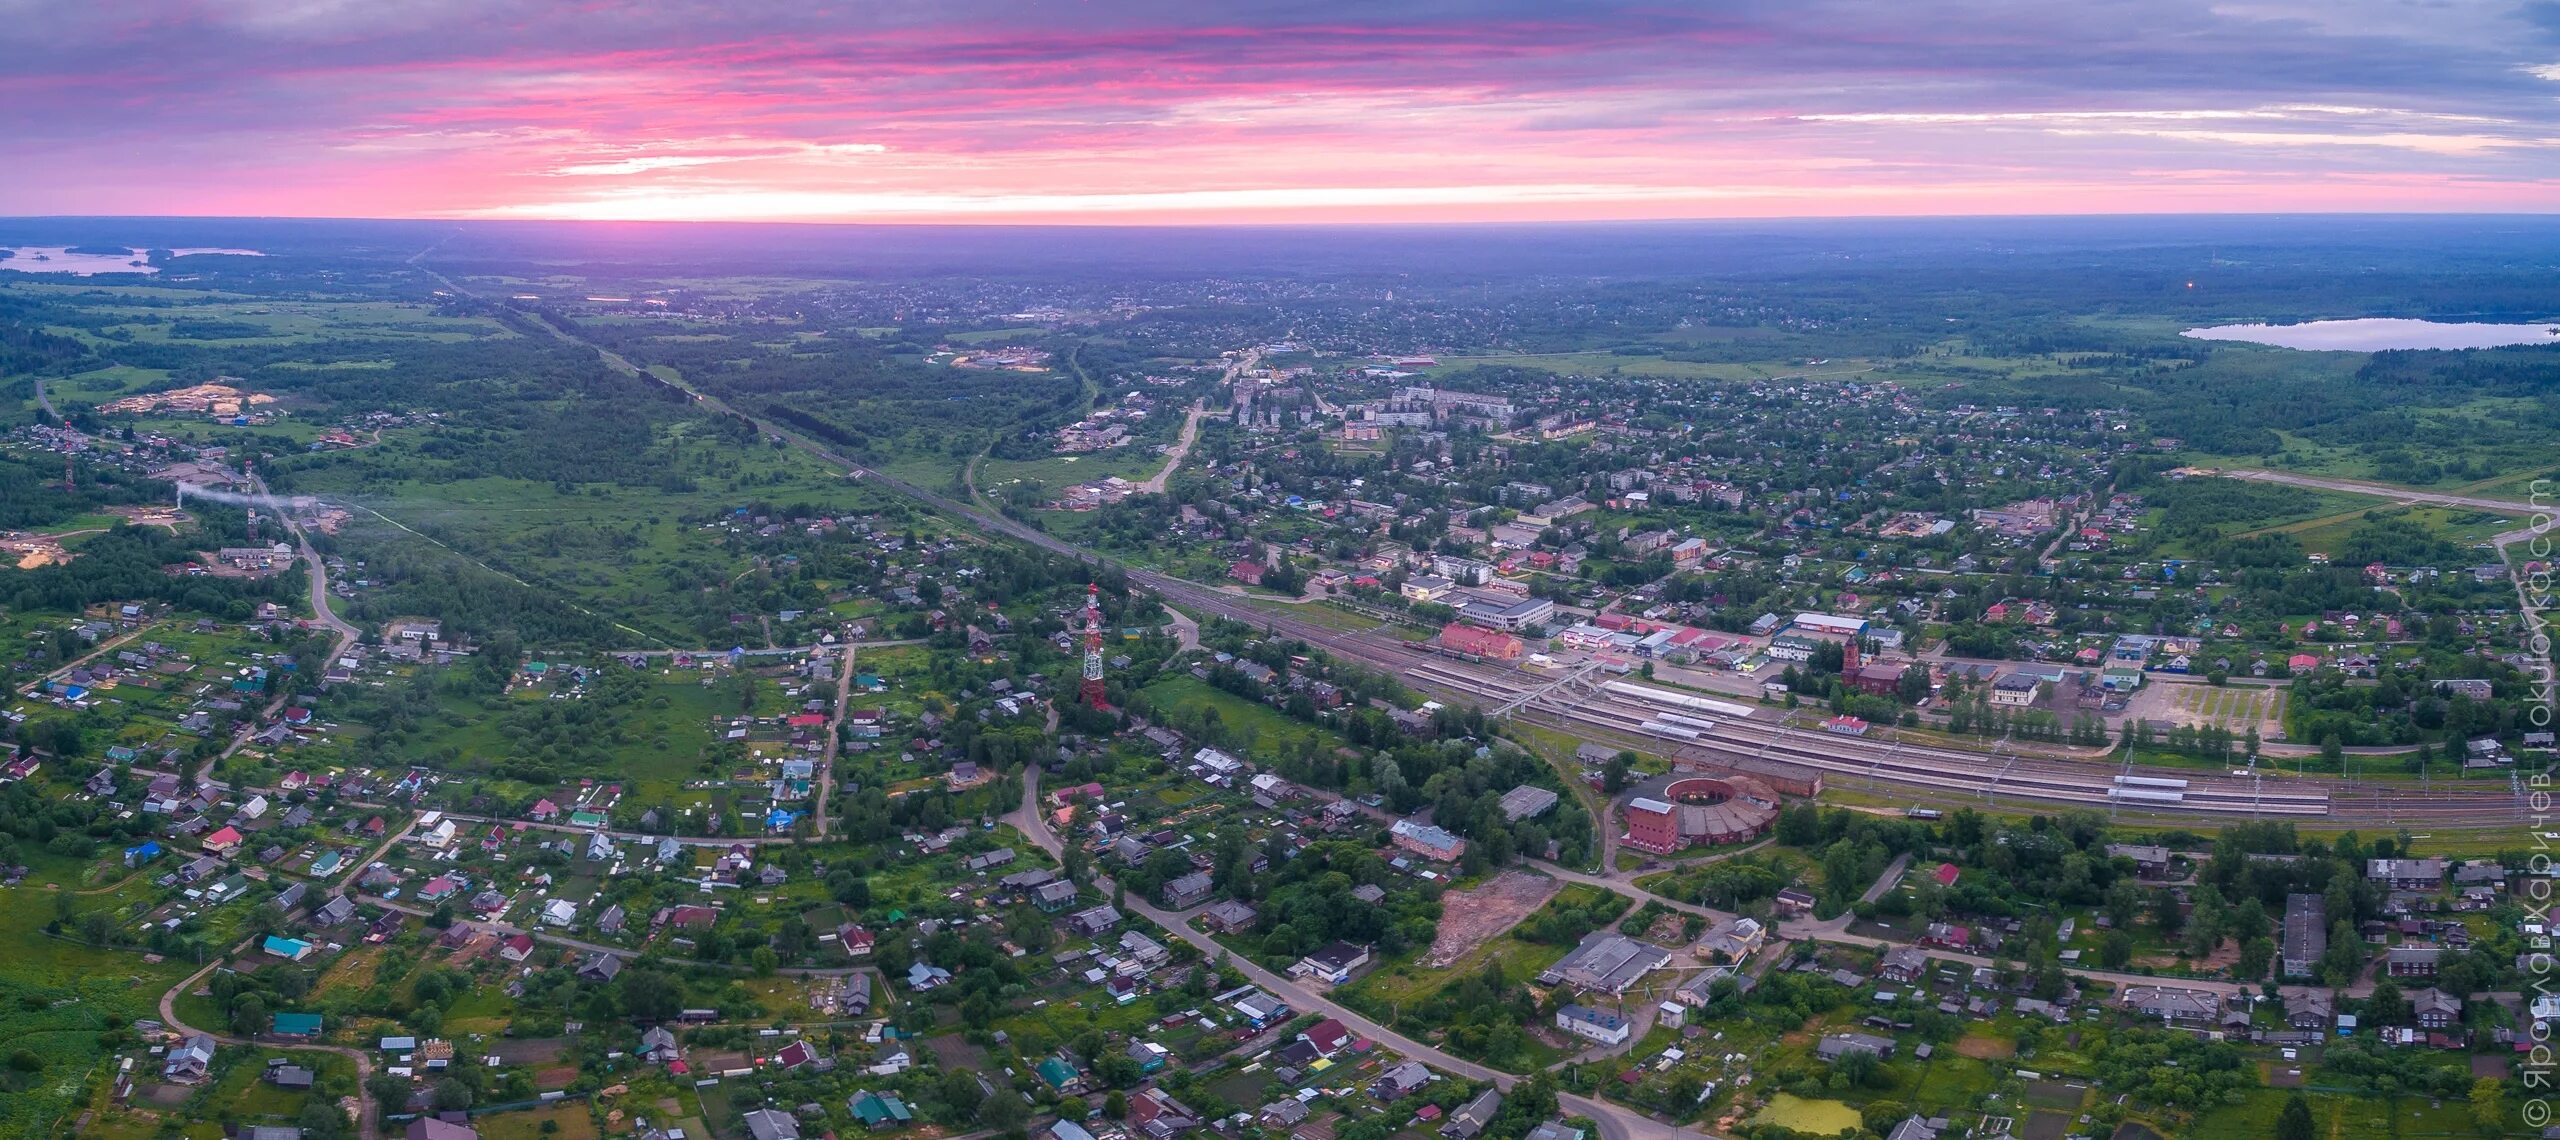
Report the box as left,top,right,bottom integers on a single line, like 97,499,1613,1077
2217,468,2535,513
194,471,362,786
1136,399,1210,494
1001,771,1675,1140
1861,853,1913,905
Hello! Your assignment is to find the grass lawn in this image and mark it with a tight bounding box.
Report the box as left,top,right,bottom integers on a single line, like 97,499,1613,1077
475,1102,603,1140
1140,674,1345,759
1751,1093,1863,1134
2185,1087,2404,1140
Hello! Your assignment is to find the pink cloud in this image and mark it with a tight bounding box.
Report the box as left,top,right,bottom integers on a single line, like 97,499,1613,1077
1,5,2555,220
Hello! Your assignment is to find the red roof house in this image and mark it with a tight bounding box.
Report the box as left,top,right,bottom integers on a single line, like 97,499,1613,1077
1439,622,1523,661
1302,1017,1354,1056
1933,863,1960,888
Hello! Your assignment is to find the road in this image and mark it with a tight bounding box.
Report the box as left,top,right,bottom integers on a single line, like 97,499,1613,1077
2216,468,2536,513
1134,347,1257,496
361,895,872,978
1136,399,1209,494
2221,470,2556,762
392,273,2540,829
192,470,362,787
814,636,860,836
1002,770,1671,1140
160,942,381,1139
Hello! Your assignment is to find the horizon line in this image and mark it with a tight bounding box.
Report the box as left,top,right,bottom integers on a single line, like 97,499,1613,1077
6,208,2560,230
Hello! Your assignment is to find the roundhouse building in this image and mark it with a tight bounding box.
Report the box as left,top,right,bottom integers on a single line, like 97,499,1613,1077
1621,773,1781,853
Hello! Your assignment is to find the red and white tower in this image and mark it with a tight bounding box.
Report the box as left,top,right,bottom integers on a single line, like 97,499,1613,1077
1079,583,1110,709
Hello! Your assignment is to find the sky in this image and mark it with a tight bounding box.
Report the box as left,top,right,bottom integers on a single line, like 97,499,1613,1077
3,0,2559,223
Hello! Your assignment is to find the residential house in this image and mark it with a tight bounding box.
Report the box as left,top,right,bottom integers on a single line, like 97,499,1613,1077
2368,859,2448,891
741,1108,800,1140
1372,1060,1434,1100
1201,899,1259,932
163,1033,216,1083
2412,987,2463,1029
1879,947,1928,983
1816,1033,1896,1062
2386,946,2443,978
1292,941,1370,984
1442,1090,1503,1140
2121,986,2222,1025
2282,894,2327,978
2106,844,2173,879
1555,1004,1631,1046
1163,871,1215,909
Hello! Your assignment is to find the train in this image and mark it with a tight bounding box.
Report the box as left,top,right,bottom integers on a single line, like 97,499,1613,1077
2112,775,2191,790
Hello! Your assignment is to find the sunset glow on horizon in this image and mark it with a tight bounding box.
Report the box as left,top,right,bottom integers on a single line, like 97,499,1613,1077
5,0,2559,224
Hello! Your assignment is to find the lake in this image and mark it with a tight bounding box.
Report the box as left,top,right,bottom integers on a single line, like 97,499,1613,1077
2182,317,2560,351
0,246,265,276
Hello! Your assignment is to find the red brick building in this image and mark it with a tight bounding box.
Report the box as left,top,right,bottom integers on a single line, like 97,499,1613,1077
1439,622,1524,660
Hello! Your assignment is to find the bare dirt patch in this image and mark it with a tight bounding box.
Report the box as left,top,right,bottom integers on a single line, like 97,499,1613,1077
2136,941,2235,972
2472,1053,2511,1078
925,1033,985,1070
1953,1033,2016,1060
1426,871,1559,968
492,1038,567,1065
1642,912,1687,945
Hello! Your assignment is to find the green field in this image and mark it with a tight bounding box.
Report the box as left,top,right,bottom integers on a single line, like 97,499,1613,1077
1751,1094,1863,1134
1139,674,1345,759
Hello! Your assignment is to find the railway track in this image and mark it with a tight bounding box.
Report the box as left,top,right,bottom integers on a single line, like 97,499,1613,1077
577,357,2526,831
1396,655,2535,824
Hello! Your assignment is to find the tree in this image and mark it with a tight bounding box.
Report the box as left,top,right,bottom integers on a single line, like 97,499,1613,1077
942,1068,986,1121
2151,887,2184,934
1833,1049,1881,1089
230,993,270,1037
1602,751,1635,794
2098,931,2134,970
2104,880,2143,931
1862,1100,1914,1134
982,1085,1028,1132
2471,1077,2506,1136
2320,918,2366,987
620,969,682,1022
366,1073,410,1123
298,1099,349,1140
2275,1094,2314,1140
2236,937,2274,982
1103,1090,1128,1120
432,1078,475,1112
